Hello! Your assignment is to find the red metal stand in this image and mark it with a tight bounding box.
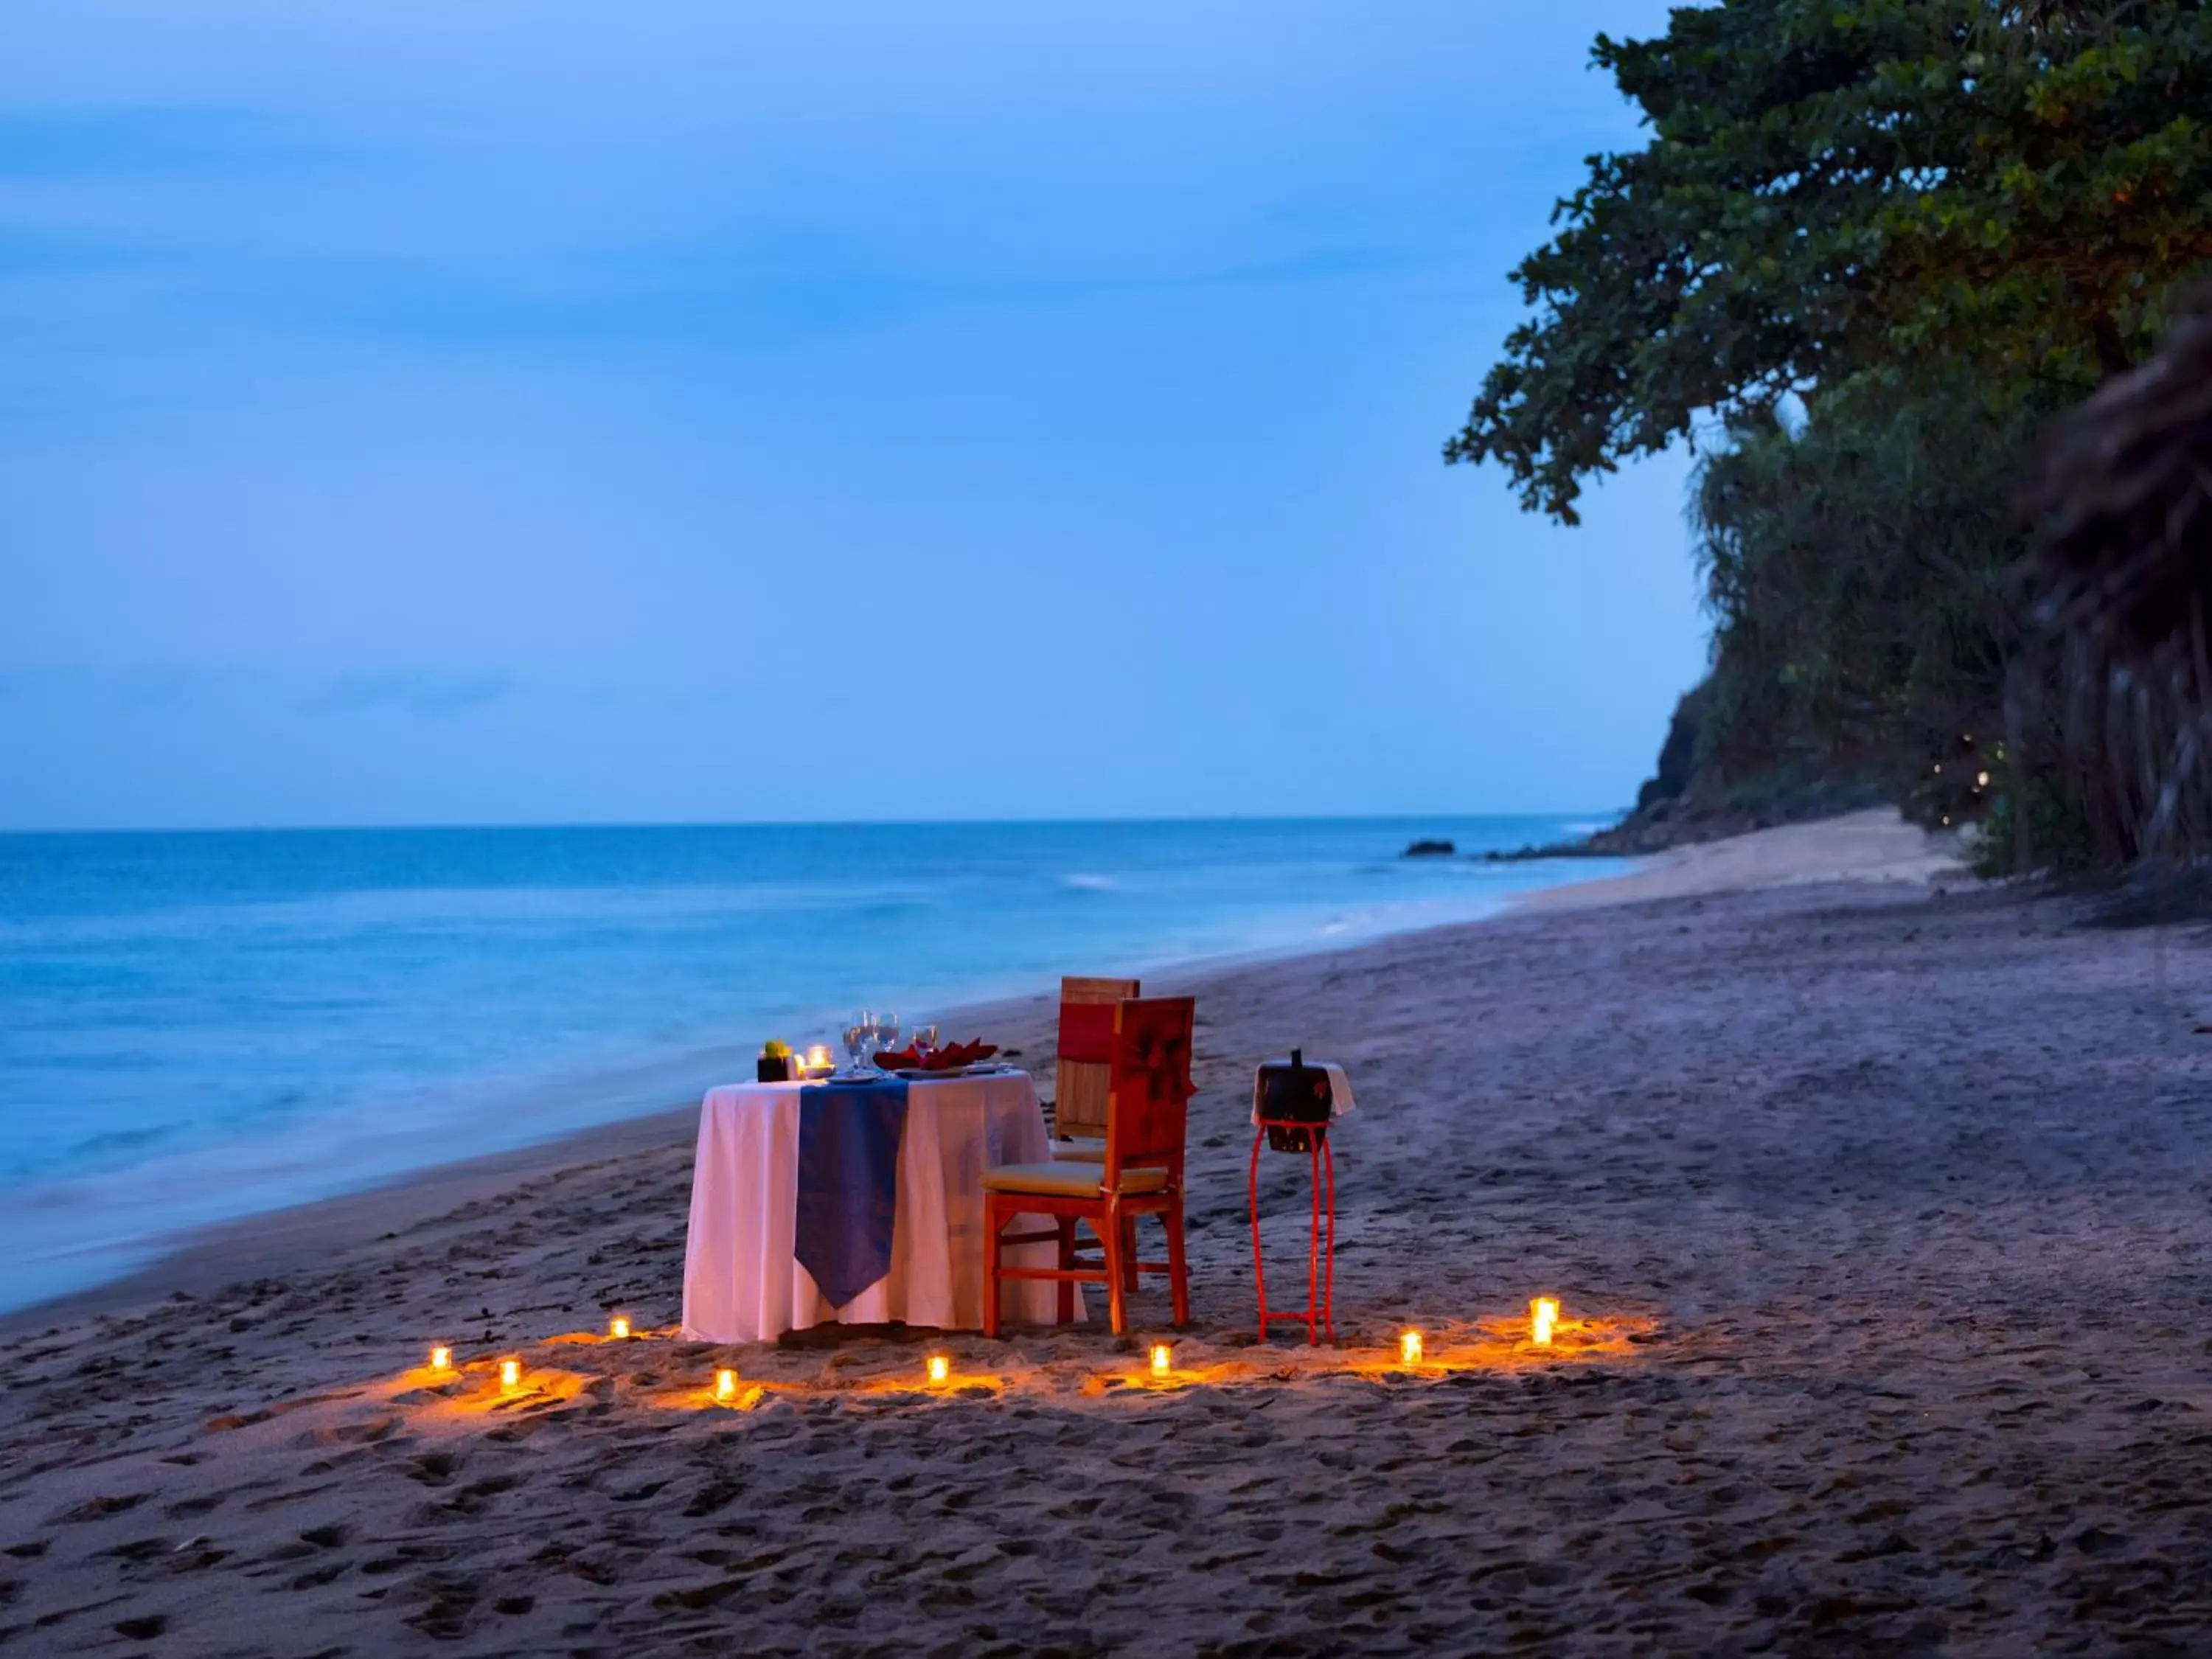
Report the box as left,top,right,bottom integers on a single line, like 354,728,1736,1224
1248,1120,1335,1344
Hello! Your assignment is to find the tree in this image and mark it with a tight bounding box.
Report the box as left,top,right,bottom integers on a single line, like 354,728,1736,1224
1686,381,2029,815
1447,0,2212,863
1447,0,2212,526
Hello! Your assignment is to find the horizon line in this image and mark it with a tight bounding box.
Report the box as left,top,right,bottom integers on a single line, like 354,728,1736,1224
0,807,1627,839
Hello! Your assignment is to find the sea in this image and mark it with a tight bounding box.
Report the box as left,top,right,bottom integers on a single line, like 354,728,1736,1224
0,816,1622,1314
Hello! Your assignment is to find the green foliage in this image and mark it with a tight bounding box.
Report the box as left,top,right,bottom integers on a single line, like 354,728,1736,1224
1970,754,2103,875
1447,0,2212,525
1686,381,2038,817
1450,0,2212,871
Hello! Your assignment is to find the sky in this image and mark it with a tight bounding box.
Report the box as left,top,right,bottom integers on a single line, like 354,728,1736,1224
0,1,1704,831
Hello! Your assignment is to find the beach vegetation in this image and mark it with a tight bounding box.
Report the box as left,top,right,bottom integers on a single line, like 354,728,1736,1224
1450,0,2212,869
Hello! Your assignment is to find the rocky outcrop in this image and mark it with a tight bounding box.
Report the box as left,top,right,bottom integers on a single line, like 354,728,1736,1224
1486,678,1886,862
1634,684,1707,813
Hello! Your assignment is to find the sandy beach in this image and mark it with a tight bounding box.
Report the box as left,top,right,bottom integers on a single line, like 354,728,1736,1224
6,813,2212,1656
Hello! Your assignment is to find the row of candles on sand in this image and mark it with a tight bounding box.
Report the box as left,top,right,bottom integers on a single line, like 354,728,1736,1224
1396,1296,1559,1365
423,1298,1567,1397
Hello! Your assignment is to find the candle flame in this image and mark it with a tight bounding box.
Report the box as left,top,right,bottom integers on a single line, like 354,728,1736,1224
609,1315,630,1340
1150,1343,1172,1377
714,1368,737,1402
927,1354,950,1385
428,1345,451,1372
1399,1329,1422,1366
1531,1297,1559,1346
500,1358,521,1390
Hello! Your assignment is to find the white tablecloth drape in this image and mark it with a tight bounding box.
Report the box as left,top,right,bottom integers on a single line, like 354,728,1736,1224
681,1070,1078,1342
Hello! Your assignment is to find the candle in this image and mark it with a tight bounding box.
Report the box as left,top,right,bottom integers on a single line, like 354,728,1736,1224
1150,1343,1172,1378
1531,1297,1559,1346
609,1315,630,1340
714,1368,737,1402
927,1354,950,1385
428,1344,452,1373
1399,1329,1423,1366
805,1044,832,1074
500,1358,521,1390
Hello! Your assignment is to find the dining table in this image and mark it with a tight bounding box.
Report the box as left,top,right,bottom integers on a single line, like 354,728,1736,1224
681,1066,1083,1343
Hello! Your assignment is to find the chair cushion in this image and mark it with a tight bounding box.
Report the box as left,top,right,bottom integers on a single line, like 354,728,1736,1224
1051,1140,1107,1163
982,1161,1168,1197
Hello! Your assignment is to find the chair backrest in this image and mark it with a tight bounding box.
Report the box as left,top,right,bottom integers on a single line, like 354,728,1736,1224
1105,996,1195,1180
1054,975,1138,1141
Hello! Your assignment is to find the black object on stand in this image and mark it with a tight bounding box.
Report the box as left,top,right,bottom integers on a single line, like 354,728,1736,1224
1248,1048,1338,1343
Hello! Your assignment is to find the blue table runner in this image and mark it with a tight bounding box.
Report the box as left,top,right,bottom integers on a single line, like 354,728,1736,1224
793,1078,911,1310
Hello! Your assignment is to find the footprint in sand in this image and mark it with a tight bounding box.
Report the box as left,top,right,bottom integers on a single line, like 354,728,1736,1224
403,1450,464,1486
402,1570,481,1639
445,1473,523,1515
53,1493,153,1525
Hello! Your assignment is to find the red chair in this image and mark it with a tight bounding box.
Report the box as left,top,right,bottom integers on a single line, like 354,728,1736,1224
982,996,1194,1337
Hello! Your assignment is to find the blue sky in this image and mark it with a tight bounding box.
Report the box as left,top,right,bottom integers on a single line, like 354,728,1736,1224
0,1,1703,830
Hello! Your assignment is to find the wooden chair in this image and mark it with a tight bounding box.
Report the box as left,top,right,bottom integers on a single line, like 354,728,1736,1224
1050,975,1139,1161
982,996,1194,1337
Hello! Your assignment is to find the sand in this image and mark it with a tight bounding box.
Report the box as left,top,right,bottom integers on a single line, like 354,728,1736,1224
1523,806,1968,910
4,816,2212,1656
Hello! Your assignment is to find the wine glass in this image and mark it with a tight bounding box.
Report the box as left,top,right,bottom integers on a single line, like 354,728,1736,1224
911,1021,939,1055
874,1012,901,1061
842,1015,874,1078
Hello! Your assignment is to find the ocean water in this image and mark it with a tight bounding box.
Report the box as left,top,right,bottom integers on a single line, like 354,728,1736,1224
0,817,1621,1312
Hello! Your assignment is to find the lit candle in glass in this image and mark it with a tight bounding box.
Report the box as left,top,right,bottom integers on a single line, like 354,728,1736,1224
1531,1297,1559,1346
1150,1343,1172,1378
500,1358,521,1390
805,1044,832,1075
714,1368,737,1402
428,1345,452,1373
608,1315,630,1340
927,1354,950,1385
1399,1329,1423,1366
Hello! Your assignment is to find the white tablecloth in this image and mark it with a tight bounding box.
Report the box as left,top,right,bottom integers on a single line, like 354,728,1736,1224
681,1070,1077,1342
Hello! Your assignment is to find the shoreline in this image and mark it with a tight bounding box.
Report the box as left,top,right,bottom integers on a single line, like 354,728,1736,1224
0,870,1582,1332
4,814,1628,1327
0,809,1955,1338
0,820,1622,1324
